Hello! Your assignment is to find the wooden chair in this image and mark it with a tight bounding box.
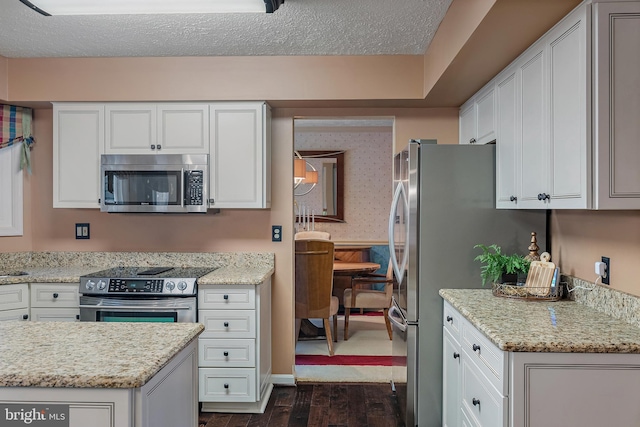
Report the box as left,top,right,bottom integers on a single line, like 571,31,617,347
295,239,339,356
343,262,394,340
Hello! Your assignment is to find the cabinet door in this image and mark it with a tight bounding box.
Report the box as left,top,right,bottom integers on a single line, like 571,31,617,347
594,2,640,209
459,100,476,145
104,103,156,153
443,327,461,427
0,143,23,235
209,102,271,208
157,104,209,154
53,103,103,208
547,4,590,209
518,44,548,209
475,85,496,145
495,68,519,208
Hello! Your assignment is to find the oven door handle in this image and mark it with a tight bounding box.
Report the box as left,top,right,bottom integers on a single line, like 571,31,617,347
78,305,193,310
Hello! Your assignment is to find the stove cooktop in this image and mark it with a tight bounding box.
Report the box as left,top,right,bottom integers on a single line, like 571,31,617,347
79,266,217,296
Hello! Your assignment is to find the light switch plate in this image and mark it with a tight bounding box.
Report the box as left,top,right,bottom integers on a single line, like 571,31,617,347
76,223,90,240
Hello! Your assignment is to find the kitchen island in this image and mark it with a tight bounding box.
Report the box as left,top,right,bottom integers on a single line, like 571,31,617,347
440,288,640,427
0,321,204,427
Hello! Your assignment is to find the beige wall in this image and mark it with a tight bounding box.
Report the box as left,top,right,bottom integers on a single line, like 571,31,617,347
0,56,7,101
552,211,640,296
7,56,425,103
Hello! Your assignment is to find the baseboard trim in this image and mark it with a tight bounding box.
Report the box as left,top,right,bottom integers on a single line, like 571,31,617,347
271,374,296,386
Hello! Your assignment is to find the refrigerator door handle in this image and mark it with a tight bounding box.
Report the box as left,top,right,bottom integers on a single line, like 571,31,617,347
388,303,409,332
388,182,409,285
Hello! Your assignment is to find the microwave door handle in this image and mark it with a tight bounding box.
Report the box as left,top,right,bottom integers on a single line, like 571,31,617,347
181,168,185,208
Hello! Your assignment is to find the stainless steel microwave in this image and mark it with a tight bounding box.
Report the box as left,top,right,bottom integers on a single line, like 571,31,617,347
100,154,209,213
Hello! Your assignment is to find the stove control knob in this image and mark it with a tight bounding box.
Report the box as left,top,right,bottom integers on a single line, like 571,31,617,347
85,280,96,290
177,281,188,291
165,281,176,291
97,280,107,290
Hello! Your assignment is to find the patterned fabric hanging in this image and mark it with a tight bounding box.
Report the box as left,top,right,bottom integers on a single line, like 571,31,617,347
0,104,35,174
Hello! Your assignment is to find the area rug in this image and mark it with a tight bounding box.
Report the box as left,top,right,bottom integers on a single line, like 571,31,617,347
295,312,394,383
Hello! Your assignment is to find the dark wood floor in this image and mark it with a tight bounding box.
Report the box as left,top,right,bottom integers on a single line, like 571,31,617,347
199,383,405,427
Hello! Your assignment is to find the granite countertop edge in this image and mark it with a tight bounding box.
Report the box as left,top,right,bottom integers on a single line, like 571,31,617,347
0,323,205,389
0,265,275,286
439,288,640,354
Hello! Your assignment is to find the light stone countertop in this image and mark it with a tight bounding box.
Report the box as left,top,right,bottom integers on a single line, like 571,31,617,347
0,252,275,286
439,288,640,353
0,321,204,388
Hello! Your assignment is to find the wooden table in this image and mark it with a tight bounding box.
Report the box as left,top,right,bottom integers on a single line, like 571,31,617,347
332,261,381,306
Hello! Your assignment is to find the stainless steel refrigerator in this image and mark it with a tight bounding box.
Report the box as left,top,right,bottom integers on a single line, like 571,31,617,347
387,140,547,427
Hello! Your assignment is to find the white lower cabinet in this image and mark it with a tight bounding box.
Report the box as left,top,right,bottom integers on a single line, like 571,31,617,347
444,301,640,427
0,283,30,321
198,279,272,413
30,283,80,321
444,301,507,427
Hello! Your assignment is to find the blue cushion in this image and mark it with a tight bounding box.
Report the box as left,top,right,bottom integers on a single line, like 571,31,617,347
368,245,390,291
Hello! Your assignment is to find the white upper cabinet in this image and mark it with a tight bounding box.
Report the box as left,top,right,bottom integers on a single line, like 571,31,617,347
494,2,593,209
53,103,104,208
459,82,496,145
53,101,271,210
593,1,640,209
157,104,209,153
105,103,209,154
495,68,519,208
209,102,271,209
104,103,156,153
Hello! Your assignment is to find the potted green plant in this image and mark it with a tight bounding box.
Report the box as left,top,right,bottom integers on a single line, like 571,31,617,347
474,244,530,286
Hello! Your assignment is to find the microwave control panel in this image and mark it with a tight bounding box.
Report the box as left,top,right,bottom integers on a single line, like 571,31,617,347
185,170,204,206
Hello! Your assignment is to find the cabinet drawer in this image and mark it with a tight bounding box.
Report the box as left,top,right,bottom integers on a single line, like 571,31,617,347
30,308,80,322
30,283,79,308
443,301,462,339
461,358,507,427
0,284,29,311
198,286,255,310
0,308,30,322
199,338,256,368
199,368,257,402
461,319,507,393
199,310,256,338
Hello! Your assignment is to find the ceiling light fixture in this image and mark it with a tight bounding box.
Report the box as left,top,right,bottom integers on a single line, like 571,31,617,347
19,0,284,16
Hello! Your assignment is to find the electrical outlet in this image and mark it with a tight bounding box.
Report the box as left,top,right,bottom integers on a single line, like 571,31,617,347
601,256,610,285
272,225,282,242
75,223,90,240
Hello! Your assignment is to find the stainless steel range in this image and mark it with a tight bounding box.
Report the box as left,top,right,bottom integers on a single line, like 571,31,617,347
79,266,216,323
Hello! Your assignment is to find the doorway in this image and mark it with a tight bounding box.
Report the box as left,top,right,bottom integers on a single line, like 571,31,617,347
293,117,395,382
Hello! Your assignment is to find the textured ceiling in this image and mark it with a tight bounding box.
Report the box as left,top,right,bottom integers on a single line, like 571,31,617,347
0,0,453,58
